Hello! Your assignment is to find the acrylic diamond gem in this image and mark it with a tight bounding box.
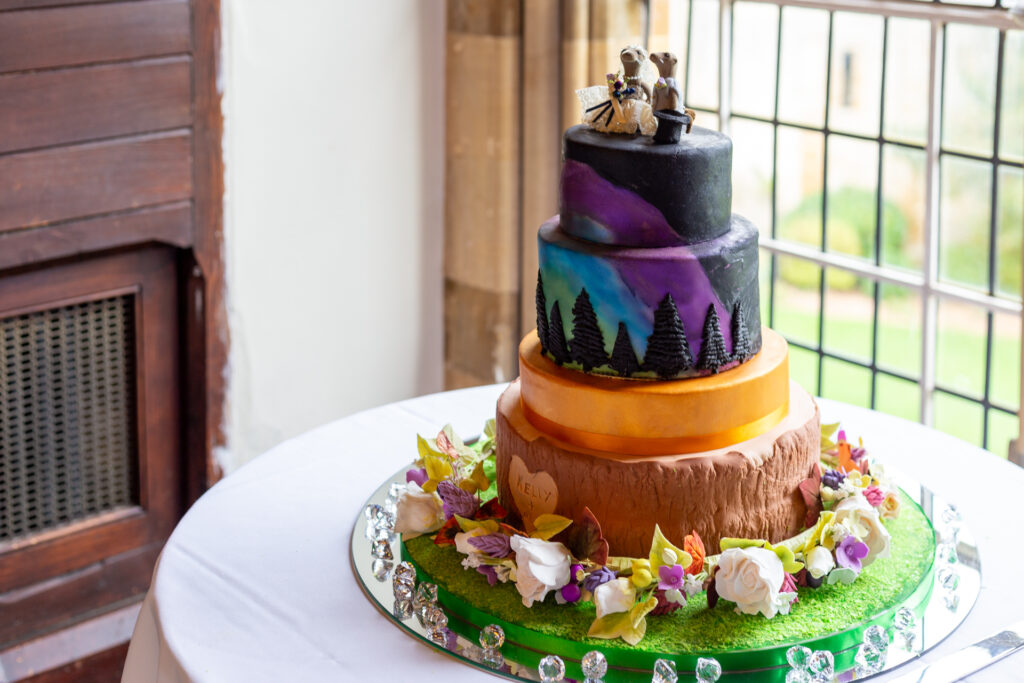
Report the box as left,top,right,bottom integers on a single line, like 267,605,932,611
652,658,677,683
364,503,384,523
414,582,438,610
371,539,393,560
386,482,405,504
581,650,608,679
370,559,392,582
538,654,566,682
392,598,413,621
481,648,504,669
944,590,961,612
376,510,396,531
696,656,722,682
786,645,812,670
394,561,416,583
479,624,505,651
393,580,413,602
425,605,448,632
940,504,962,525
937,542,959,565
854,643,885,675
863,624,889,652
938,566,960,591
785,670,810,683
806,650,833,681
894,607,916,632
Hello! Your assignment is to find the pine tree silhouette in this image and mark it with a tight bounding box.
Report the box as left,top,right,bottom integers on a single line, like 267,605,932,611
536,271,549,353
697,304,730,373
730,301,750,361
570,289,607,371
642,293,693,378
547,301,570,365
609,322,641,376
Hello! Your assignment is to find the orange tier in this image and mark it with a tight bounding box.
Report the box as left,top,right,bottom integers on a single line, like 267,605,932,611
518,327,790,456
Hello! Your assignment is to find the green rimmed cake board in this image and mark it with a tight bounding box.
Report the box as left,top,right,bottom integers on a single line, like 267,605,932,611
403,491,936,681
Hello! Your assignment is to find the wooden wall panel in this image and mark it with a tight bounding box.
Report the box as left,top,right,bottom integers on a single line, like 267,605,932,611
0,202,192,272
0,57,191,154
0,0,189,73
0,132,192,232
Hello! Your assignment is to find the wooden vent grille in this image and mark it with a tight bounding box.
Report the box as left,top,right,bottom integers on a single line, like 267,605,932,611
0,296,139,542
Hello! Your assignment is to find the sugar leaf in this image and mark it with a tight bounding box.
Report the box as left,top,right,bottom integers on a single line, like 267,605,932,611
530,513,573,541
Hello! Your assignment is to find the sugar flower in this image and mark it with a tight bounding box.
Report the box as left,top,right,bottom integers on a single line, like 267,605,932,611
631,558,654,589
880,491,901,520
583,567,617,593
715,547,787,618
821,468,847,490
593,577,636,619
863,485,885,507
510,536,572,607
393,482,444,538
833,495,891,566
805,545,835,579
836,535,870,573
658,564,685,592
683,573,704,598
436,480,479,520
405,467,428,487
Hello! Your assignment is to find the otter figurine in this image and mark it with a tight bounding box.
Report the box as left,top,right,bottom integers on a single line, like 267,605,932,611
619,45,652,103
650,52,682,112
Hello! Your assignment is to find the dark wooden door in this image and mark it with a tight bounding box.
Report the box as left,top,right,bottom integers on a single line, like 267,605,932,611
0,1,224,679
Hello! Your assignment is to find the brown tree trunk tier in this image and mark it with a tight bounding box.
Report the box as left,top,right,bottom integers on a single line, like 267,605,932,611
496,380,821,558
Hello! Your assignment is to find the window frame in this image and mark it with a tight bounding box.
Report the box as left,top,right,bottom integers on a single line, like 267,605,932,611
667,0,1024,452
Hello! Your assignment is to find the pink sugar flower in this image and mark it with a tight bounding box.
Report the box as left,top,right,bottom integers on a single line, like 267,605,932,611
864,485,885,507
658,563,685,592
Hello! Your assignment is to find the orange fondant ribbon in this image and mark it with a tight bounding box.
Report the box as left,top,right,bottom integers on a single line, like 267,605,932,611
521,400,790,456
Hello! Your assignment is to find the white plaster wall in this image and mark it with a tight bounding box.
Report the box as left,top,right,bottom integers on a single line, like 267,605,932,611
220,0,445,472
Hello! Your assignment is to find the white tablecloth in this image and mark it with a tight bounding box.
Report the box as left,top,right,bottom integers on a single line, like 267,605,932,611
122,384,1022,682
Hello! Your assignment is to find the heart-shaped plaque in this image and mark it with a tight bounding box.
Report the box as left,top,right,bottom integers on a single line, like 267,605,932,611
507,455,558,529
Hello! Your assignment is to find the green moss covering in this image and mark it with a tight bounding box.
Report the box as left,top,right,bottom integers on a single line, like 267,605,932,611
405,492,934,656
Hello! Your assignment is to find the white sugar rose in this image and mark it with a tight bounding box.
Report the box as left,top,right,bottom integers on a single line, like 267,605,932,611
393,482,444,538
715,547,786,618
593,577,636,619
834,494,891,566
805,545,835,579
510,536,572,607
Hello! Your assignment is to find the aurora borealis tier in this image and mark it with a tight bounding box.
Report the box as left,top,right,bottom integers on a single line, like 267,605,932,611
561,125,733,246
537,216,762,379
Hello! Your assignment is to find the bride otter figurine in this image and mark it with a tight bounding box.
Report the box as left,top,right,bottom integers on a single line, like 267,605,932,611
576,45,658,136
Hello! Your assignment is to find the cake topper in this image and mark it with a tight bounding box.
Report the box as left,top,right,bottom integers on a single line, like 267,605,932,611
576,46,657,136
576,47,696,142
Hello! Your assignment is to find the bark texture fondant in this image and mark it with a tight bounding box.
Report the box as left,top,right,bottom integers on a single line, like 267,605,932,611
496,381,820,558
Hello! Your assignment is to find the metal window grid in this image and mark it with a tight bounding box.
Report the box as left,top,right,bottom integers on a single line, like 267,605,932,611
665,0,1024,451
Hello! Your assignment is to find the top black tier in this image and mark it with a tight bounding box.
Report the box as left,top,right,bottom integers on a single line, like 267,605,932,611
560,124,733,247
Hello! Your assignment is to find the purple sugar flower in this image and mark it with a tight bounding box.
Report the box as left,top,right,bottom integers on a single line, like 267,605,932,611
836,536,870,573
658,564,685,592
850,446,867,462
476,565,499,586
406,467,428,486
436,480,479,520
560,583,582,603
583,567,617,593
821,468,847,490
468,533,512,559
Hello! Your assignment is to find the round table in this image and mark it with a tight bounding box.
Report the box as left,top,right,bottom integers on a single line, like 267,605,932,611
122,384,1020,682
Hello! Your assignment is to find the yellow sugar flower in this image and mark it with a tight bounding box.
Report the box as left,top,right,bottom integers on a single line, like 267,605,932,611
803,510,838,554
631,558,654,589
